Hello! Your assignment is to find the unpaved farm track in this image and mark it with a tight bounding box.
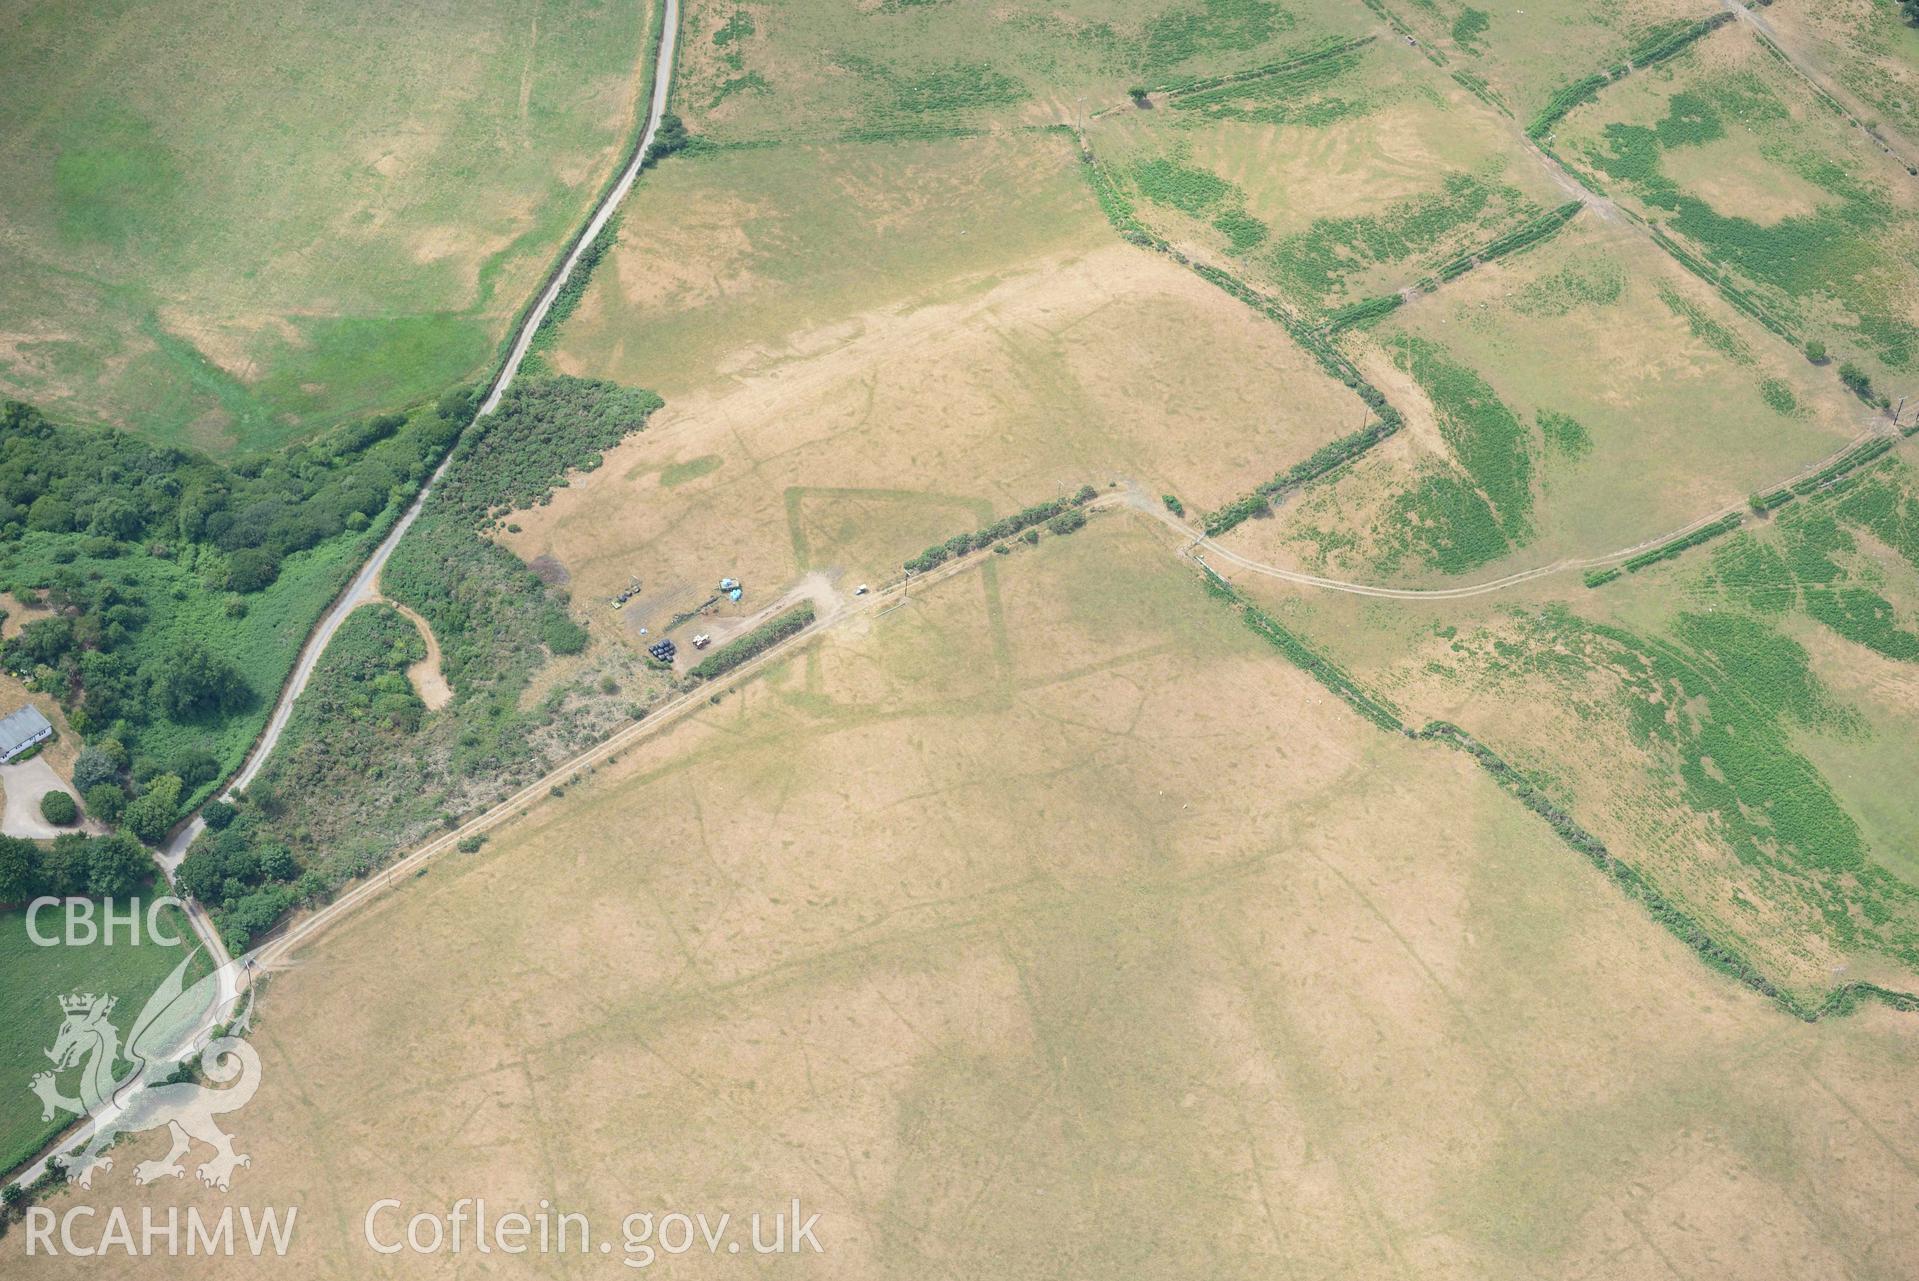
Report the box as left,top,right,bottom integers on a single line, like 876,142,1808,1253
162,0,683,874
8,0,682,1193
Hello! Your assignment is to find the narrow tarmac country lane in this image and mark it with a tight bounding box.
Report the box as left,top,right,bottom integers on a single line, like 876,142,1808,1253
7,0,683,1195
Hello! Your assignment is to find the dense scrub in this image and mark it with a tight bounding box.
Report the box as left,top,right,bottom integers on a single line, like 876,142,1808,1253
0,394,467,828
1375,337,1533,574
382,376,659,701
1714,462,1919,660
186,377,667,949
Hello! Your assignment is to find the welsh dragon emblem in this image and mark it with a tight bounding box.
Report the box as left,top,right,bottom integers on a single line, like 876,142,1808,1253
29,951,259,1191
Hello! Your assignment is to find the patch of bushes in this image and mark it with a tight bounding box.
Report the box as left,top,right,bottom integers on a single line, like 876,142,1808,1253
0,393,473,819
0,830,152,904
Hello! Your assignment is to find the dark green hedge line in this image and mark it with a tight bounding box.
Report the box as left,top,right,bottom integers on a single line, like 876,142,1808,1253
1622,512,1744,573
1750,487,1795,513
1198,565,1404,733
1072,137,1403,538
1526,14,1732,138
1526,72,1612,139
1323,293,1404,333
1415,720,1919,1022
1628,12,1734,68
1325,202,1584,335
526,214,622,364
1193,550,1919,1021
1435,200,1583,276
1583,567,1623,588
1644,228,1800,346
1156,35,1374,98
688,602,815,680
1201,415,1406,536
903,486,1098,574
1790,437,1895,497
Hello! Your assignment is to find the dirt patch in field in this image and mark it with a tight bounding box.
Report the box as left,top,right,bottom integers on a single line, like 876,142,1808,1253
1661,133,1833,227
0,592,51,640
526,552,570,586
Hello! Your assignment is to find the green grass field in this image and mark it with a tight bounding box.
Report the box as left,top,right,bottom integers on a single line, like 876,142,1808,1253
0,0,658,454
1554,21,1919,388
1087,34,1570,313
0,903,208,1175
1246,215,1863,578
675,0,1367,145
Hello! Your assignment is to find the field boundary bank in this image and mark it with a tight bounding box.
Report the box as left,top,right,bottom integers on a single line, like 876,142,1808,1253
1071,130,1408,536
1191,560,1919,1023
1722,0,1919,178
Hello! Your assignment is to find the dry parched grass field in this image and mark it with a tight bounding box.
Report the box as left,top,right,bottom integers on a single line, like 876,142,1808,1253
16,521,1919,1279
15,1,1919,1273
518,130,1367,620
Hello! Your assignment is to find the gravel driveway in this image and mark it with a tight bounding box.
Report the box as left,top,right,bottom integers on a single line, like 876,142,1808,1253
0,756,92,839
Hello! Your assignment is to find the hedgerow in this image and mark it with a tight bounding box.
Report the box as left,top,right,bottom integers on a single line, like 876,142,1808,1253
1410,720,1887,1019
1622,512,1743,573
524,214,621,373
1323,293,1403,333
689,602,815,680
1199,565,1403,732
903,486,1097,573
1424,200,1584,284
1525,14,1732,139
1155,34,1372,99
1790,437,1894,496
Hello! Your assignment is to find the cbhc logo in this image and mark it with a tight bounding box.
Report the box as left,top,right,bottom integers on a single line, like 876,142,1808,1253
25,896,190,947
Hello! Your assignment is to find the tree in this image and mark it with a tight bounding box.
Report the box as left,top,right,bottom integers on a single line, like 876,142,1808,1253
39,834,92,897
25,495,75,532
72,746,121,792
224,547,280,593
645,112,690,167
202,799,237,830
0,835,40,904
86,833,151,897
39,790,77,826
123,773,183,845
176,843,223,903
86,495,142,540
83,783,125,823
1804,338,1827,364
169,745,220,788
152,643,249,719
1838,361,1874,399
